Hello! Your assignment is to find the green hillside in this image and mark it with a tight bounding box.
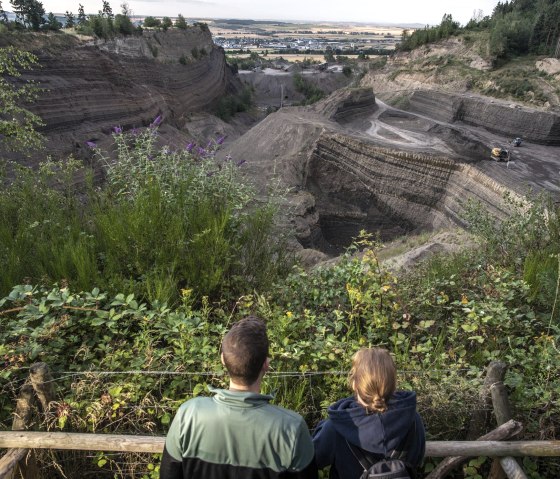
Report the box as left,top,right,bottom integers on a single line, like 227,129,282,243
401,0,560,59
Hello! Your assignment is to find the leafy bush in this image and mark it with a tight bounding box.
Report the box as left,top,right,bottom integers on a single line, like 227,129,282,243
114,14,133,35
216,86,253,121
465,192,560,317
488,14,532,58
293,73,325,105
1,228,559,476
143,16,160,28
0,47,45,153
0,122,288,302
146,41,158,58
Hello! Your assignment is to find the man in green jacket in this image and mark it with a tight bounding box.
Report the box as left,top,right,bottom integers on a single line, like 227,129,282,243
160,316,318,479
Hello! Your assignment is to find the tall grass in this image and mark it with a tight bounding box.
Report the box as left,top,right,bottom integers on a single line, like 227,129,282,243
0,125,290,302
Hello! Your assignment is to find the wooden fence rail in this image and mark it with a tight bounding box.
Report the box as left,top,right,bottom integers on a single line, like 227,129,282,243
1,431,560,457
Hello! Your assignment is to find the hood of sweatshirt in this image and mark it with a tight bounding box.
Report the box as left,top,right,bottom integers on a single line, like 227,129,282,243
327,391,418,455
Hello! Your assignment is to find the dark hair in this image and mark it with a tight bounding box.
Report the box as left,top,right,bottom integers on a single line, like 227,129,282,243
221,316,269,386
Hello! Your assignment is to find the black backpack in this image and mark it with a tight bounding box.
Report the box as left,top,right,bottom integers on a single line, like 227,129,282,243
345,421,416,479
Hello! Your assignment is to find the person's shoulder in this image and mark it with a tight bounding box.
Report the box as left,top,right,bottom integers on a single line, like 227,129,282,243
265,403,307,426
175,396,214,416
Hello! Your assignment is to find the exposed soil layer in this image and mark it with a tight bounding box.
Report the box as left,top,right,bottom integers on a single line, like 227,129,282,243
221,87,560,256
1,30,242,166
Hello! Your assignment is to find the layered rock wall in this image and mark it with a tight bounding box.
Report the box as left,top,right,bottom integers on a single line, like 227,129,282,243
304,133,512,250
97,28,214,62
408,90,560,145
314,88,377,121
4,29,237,156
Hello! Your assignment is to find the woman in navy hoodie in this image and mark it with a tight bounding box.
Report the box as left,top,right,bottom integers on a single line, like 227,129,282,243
313,348,425,479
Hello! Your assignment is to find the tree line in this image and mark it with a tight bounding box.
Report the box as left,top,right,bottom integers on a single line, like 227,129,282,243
0,0,195,38
398,0,560,58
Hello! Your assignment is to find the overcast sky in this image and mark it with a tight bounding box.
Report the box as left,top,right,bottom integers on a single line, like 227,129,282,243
38,0,502,26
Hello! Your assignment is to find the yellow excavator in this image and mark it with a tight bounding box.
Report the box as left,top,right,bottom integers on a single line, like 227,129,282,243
491,147,510,162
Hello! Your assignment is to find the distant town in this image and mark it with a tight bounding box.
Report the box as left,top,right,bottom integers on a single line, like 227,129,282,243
3,11,409,54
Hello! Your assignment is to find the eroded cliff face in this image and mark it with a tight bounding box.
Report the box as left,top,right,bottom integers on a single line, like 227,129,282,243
304,134,511,252
222,88,519,256
407,91,560,146
2,29,238,159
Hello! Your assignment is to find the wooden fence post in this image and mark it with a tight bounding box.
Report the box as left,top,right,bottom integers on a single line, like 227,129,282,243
29,362,56,415
499,457,528,479
0,379,40,478
467,361,508,440
0,363,55,479
488,366,527,479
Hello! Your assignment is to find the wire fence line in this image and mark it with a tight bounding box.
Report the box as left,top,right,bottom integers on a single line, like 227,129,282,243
0,366,480,390
2,366,475,378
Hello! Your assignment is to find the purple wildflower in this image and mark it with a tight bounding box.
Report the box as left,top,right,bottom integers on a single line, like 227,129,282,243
85,141,97,148
207,140,213,148
150,115,163,128
216,136,225,145
112,126,122,134
197,147,206,156
236,160,246,167
186,142,195,152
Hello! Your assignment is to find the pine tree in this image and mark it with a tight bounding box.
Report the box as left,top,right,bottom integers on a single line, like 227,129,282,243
65,10,74,28
175,13,187,29
11,0,46,30
77,3,86,25
46,11,61,30
161,16,172,31
27,0,45,30
102,0,112,19
11,0,27,25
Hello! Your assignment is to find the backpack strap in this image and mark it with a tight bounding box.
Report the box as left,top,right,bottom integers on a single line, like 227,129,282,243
345,438,379,472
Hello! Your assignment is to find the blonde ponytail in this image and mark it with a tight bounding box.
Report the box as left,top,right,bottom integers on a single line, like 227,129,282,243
349,348,396,413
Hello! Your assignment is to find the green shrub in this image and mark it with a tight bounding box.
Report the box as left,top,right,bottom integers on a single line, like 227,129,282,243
465,192,560,318
0,122,288,302
0,47,45,154
1,229,558,476
147,41,158,58
216,86,253,121
293,73,325,105
114,14,133,35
